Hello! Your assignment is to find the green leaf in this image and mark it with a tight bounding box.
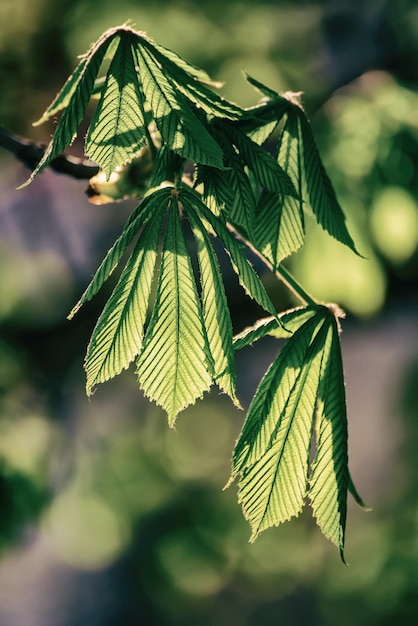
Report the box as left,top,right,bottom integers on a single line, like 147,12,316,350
253,108,306,267
195,164,234,217
309,317,349,560
224,124,297,198
85,33,147,178
136,194,213,424
22,27,120,186
180,187,278,321
68,187,173,318
233,305,322,350
254,188,305,268
139,35,243,121
85,199,167,392
296,108,360,254
136,46,225,168
230,312,330,539
187,207,239,406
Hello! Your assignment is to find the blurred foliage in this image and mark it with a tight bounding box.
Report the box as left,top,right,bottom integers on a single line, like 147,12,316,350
0,0,418,625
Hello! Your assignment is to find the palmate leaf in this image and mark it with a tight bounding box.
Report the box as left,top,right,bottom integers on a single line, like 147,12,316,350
136,194,213,424
229,311,330,539
68,187,172,318
22,27,121,186
135,46,225,168
309,317,349,561
85,195,168,392
85,32,147,179
230,307,354,558
179,187,279,322
187,206,239,406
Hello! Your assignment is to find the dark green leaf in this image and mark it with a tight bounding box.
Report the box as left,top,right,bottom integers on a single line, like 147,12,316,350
297,108,360,254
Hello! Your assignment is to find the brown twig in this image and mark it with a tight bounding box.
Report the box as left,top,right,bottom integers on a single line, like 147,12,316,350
0,126,99,180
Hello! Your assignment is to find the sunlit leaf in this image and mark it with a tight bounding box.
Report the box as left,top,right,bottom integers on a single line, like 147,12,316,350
22,27,121,186
68,187,172,318
136,194,213,424
85,33,147,178
230,312,330,539
233,305,322,350
85,198,167,392
136,46,225,168
180,187,278,321
187,207,239,405
309,317,349,560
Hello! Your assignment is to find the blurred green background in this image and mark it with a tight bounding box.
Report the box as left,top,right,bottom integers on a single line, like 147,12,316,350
0,1,417,625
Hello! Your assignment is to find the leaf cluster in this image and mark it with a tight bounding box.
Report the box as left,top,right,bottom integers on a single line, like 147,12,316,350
26,24,366,559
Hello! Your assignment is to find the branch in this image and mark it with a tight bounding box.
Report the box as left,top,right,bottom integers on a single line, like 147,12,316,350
0,126,99,180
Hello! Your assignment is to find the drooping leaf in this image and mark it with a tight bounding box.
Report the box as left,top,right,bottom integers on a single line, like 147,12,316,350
309,317,349,560
135,46,225,168
187,207,239,405
85,33,148,178
22,27,121,186
230,312,330,539
136,194,213,424
295,107,360,254
68,186,173,318
85,198,167,392
180,187,279,321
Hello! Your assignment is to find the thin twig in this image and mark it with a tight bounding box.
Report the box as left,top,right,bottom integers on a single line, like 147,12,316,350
0,126,99,180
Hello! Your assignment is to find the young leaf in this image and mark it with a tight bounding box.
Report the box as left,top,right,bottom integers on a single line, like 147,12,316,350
230,312,330,539
309,317,349,560
187,208,239,406
68,187,172,318
22,27,120,186
135,46,225,168
180,187,279,321
85,199,167,392
85,32,148,178
136,194,213,424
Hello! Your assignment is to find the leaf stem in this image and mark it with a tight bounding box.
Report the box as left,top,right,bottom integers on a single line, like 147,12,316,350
228,224,317,307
